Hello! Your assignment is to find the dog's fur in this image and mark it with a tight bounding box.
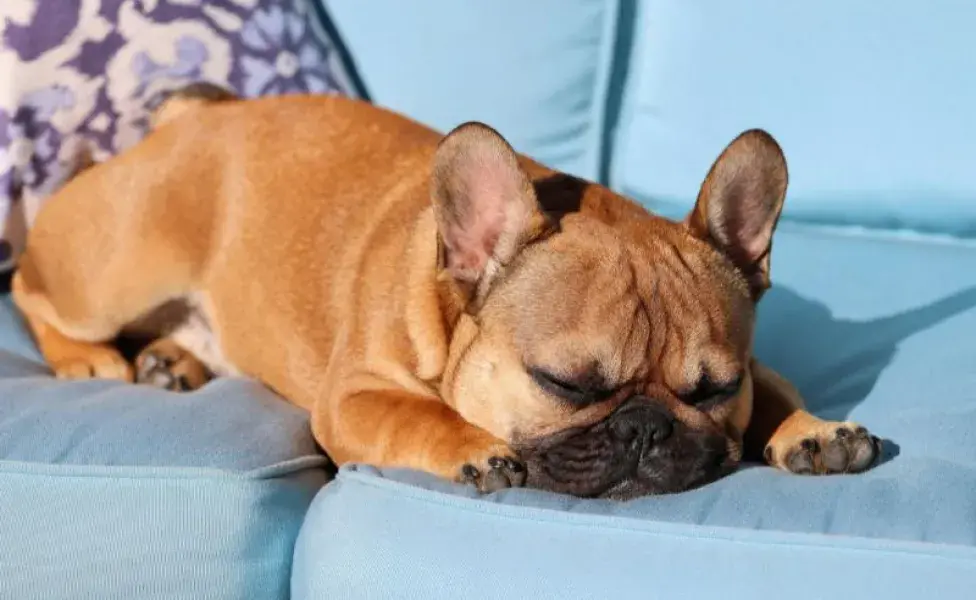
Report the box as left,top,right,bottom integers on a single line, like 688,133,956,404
11,91,879,498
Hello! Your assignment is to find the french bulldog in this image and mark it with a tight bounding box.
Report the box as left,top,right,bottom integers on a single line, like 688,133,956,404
11,88,880,499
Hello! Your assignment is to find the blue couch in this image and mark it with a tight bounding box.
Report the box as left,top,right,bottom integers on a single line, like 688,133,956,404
4,1,976,598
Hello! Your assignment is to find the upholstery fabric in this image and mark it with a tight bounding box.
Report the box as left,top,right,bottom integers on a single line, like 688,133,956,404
611,0,976,237
0,298,329,599
322,0,623,182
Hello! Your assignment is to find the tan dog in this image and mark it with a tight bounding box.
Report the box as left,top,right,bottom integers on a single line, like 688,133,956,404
11,89,880,498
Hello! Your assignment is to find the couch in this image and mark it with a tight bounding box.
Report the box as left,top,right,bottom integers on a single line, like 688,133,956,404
3,1,976,598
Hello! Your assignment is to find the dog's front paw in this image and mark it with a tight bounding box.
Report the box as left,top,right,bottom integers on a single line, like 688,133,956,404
766,421,881,475
53,345,133,382
135,339,209,392
458,451,527,493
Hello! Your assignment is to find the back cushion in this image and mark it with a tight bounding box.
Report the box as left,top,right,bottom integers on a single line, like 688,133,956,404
611,0,976,236
323,0,621,181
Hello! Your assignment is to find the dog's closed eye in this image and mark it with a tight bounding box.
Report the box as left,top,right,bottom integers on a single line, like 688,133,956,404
681,373,743,409
528,367,613,407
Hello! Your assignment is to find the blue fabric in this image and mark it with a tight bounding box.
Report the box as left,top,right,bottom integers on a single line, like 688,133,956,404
0,300,321,470
3,463,325,599
293,226,976,599
611,0,976,237
0,298,329,599
321,0,621,181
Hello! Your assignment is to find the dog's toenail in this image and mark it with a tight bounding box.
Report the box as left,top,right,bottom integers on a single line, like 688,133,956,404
835,428,852,439
800,438,819,452
855,426,868,436
176,375,191,390
487,456,504,469
461,464,479,479
509,460,524,472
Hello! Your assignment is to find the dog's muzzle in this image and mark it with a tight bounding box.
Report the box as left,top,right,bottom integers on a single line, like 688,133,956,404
517,395,733,499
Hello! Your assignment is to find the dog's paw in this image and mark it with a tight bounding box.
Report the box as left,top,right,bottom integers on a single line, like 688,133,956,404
135,339,209,392
766,421,881,475
53,345,133,382
459,454,527,493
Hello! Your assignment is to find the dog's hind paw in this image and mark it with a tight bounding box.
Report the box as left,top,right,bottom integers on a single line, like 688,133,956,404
135,338,210,392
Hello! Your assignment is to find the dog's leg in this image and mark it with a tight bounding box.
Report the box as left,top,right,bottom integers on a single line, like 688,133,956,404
12,273,133,381
319,390,527,492
12,246,198,384
9,84,226,384
134,337,211,392
746,360,881,474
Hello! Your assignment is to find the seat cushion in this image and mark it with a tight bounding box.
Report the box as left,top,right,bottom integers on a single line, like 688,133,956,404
293,225,976,599
321,0,622,181
611,0,976,237
0,298,328,599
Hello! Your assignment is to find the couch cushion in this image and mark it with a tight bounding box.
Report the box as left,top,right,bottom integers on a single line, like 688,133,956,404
0,298,328,600
321,0,622,181
611,0,976,237
293,226,976,599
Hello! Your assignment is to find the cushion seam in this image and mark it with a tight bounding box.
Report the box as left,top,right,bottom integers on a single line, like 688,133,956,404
606,0,647,191
585,0,622,182
0,455,329,481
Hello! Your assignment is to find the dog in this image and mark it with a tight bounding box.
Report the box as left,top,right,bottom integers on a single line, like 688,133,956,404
11,88,881,499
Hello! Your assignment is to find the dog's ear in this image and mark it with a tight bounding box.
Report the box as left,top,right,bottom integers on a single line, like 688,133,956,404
431,122,546,305
685,129,788,300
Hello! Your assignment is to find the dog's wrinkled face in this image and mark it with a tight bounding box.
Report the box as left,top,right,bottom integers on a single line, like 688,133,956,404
433,124,787,499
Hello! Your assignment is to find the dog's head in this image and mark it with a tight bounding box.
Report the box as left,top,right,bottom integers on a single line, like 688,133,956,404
433,123,787,499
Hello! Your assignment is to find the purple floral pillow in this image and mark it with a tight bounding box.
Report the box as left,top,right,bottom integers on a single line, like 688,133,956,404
0,0,355,271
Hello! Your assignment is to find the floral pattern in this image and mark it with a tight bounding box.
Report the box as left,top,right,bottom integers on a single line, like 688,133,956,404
0,0,353,271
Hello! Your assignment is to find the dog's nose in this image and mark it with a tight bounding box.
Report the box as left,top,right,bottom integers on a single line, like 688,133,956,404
609,398,674,445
